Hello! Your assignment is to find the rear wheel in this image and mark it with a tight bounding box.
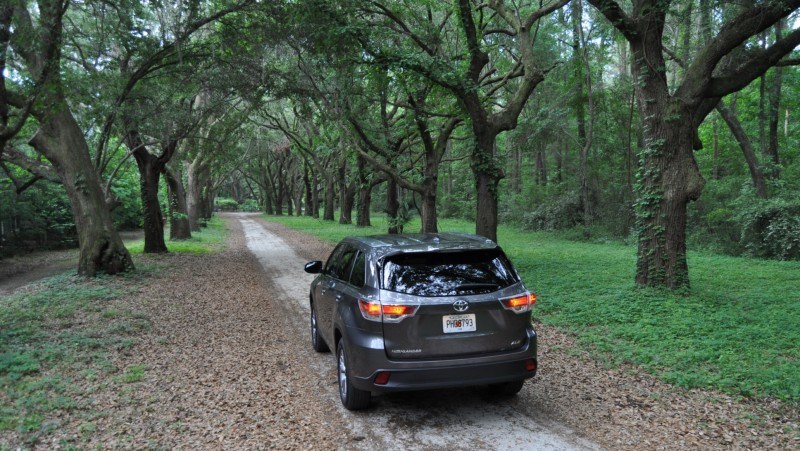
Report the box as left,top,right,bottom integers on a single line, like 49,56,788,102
488,379,525,396
337,340,370,410
310,304,329,352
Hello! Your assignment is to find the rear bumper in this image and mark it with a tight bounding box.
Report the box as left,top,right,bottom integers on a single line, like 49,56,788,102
343,326,537,392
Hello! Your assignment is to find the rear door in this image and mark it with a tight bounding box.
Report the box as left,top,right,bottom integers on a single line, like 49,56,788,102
380,250,530,359
315,244,352,345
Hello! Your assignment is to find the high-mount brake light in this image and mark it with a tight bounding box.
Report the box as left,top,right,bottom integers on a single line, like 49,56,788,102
500,292,536,313
358,300,418,322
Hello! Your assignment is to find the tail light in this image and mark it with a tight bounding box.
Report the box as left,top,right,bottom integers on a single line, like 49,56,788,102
500,292,536,313
358,300,418,323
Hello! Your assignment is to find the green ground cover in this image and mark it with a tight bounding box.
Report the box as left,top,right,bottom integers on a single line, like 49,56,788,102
125,217,227,254
266,214,800,402
0,219,228,445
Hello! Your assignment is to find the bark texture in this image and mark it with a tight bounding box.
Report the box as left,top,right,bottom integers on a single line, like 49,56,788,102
164,166,192,240
29,105,133,275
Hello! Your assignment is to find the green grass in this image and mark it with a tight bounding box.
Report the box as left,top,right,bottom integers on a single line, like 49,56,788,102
0,272,147,443
124,216,228,254
116,365,145,384
266,213,800,402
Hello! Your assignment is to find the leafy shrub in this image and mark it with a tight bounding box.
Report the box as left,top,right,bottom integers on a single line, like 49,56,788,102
239,199,260,212
521,190,582,231
687,178,749,256
214,197,239,212
739,198,800,260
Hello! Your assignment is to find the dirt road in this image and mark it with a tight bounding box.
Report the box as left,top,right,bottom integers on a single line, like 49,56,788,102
239,215,599,450
4,214,796,449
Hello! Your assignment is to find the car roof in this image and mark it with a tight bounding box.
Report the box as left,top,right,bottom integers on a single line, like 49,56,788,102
344,233,499,260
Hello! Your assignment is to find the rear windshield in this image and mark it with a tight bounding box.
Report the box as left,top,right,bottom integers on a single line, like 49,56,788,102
381,250,519,296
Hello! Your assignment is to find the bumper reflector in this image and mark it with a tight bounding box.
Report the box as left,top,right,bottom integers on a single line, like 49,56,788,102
374,372,390,385
525,359,537,372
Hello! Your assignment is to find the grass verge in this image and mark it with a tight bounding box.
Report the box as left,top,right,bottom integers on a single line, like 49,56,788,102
124,216,228,254
265,213,800,403
1,216,226,446
0,273,146,446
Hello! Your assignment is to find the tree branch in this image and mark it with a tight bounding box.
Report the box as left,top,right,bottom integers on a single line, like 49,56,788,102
586,0,637,41
678,0,800,101
2,144,60,182
706,26,800,98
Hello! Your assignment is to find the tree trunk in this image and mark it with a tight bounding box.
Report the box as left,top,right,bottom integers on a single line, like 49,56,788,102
133,152,167,253
573,0,590,227
356,187,372,227
508,138,522,193
471,132,502,242
712,115,720,180
304,162,314,217
28,106,133,276
634,112,704,289
716,101,769,198
340,186,355,225
420,160,439,233
535,146,548,186
311,171,320,218
323,176,335,221
386,178,402,234
767,21,784,179
286,174,294,216
200,176,214,223
186,158,206,231
275,164,284,216
164,167,191,240
338,159,354,225
124,128,169,253
263,179,274,214
356,156,372,227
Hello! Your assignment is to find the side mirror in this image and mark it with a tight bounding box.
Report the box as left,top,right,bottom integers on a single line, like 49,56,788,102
304,260,323,274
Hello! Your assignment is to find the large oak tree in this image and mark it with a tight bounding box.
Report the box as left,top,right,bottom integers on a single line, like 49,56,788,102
588,0,800,288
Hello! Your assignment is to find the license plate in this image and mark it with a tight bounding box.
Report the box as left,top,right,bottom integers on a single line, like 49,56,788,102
443,314,476,333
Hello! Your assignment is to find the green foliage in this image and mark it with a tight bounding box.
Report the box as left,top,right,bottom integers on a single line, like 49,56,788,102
239,199,261,212
0,272,148,441
0,179,77,257
125,216,227,255
739,197,800,260
110,174,144,231
521,190,582,231
214,198,240,212
270,215,800,401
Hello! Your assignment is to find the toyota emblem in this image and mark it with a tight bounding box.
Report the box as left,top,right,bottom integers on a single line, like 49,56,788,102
453,300,469,312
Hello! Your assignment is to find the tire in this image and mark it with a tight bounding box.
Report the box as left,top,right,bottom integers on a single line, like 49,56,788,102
489,379,525,396
337,340,371,410
310,304,329,353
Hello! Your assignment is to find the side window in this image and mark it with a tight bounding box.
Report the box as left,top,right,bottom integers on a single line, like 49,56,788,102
337,249,357,282
325,245,346,278
349,252,366,288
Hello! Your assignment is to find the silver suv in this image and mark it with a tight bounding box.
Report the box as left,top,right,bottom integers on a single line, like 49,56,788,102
304,233,538,410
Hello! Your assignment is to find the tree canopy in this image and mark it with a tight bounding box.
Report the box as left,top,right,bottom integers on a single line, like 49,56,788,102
2,0,800,289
